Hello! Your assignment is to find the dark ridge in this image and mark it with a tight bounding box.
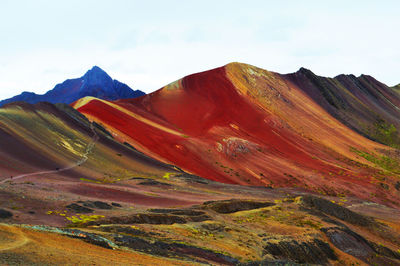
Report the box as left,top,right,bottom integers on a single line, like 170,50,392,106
66,203,93,213
322,227,374,260
174,173,211,184
67,233,113,249
1,100,35,109
55,103,90,125
334,73,357,80
322,227,400,263
300,195,374,226
138,180,172,186
113,234,239,265
148,209,206,216
123,142,140,152
294,67,345,109
86,213,188,225
287,67,400,148
296,67,314,75
81,201,113,210
202,199,275,213
263,238,337,264
0,209,12,219
92,121,114,138
86,211,211,226
98,225,157,237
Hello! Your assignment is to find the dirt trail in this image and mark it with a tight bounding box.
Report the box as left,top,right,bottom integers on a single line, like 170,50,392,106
0,123,99,185
0,224,30,251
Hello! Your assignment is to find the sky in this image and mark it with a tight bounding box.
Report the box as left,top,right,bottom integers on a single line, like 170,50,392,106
0,0,399,99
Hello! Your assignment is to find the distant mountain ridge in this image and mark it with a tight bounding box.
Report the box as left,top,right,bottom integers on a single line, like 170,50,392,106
0,66,145,106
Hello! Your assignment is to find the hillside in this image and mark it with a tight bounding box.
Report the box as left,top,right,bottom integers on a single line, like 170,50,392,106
74,62,400,208
0,66,399,264
286,68,400,148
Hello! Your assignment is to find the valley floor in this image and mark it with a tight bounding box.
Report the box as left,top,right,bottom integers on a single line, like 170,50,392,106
1,171,400,265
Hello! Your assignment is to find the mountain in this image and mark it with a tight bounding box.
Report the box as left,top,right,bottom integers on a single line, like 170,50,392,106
73,62,400,208
1,64,400,265
286,68,400,148
0,66,145,106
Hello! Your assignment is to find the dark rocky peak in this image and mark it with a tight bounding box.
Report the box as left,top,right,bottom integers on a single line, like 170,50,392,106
291,67,322,84
82,66,113,87
296,67,315,76
84,66,108,78
357,74,389,89
359,74,373,79
334,73,357,80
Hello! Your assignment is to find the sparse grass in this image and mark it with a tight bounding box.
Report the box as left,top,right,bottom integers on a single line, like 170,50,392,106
80,177,102,184
350,147,400,174
46,210,68,217
368,119,400,148
294,219,322,229
66,214,105,226
163,172,174,180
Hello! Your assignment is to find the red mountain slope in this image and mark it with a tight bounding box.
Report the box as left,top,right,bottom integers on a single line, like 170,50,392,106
73,63,400,207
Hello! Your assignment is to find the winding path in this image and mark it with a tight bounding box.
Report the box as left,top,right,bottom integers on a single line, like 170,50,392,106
0,123,99,185
0,224,30,251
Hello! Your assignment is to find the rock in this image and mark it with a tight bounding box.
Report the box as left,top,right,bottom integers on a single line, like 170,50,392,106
113,234,239,265
368,241,400,260
138,180,172,186
203,199,274,213
321,227,373,259
379,182,389,190
301,195,373,226
82,201,112,210
92,201,112,210
263,238,337,264
66,203,93,213
99,225,156,237
86,213,188,226
149,209,205,216
175,173,210,184
23,225,115,250
111,202,122,207
200,222,226,232
0,209,12,219
187,214,211,222
322,227,400,263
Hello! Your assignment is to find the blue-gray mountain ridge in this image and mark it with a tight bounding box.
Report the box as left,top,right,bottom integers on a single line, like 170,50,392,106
0,66,145,106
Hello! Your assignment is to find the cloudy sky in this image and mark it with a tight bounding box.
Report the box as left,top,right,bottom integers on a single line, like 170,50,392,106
0,0,399,98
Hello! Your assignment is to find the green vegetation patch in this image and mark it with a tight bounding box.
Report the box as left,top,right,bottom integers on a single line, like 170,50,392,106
66,214,105,226
368,118,400,148
80,177,102,184
350,147,400,174
163,172,174,180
